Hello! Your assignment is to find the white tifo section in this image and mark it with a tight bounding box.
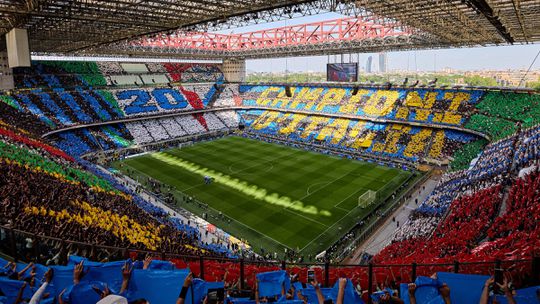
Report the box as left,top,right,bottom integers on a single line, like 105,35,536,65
161,117,188,137
215,84,240,107
203,113,226,131
146,62,168,73
97,61,124,74
191,85,213,98
145,120,169,141
222,59,245,82
97,62,169,85
125,113,233,145
125,121,154,144
176,115,206,133
216,111,240,128
6,28,30,68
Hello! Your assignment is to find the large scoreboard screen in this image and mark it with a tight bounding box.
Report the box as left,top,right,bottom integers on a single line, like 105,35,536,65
326,63,358,82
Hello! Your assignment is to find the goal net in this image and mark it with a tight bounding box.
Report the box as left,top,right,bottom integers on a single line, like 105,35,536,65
358,190,377,208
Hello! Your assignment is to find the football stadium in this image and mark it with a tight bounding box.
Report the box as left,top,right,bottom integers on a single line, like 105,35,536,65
0,1,539,303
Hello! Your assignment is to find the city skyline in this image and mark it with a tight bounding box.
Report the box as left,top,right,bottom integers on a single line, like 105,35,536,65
236,12,539,74
247,44,540,74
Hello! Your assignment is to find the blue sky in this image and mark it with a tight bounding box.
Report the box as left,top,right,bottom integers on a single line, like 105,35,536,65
222,12,540,73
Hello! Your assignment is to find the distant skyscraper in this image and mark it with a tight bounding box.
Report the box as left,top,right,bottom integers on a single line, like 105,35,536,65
366,56,373,73
379,52,388,73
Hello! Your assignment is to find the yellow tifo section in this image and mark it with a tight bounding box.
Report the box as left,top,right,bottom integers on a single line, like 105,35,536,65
402,91,469,124
279,114,307,135
405,91,438,108
150,153,333,217
301,116,328,138
253,87,470,126
250,111,376,149
24,200,164,250
371,124,412,154
255,87,401,117
428,130,446,158
348,121,375,149
248,110,450,159
251,111,280,130
404,129,433,158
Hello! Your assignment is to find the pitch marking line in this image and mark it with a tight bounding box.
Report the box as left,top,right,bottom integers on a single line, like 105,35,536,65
334,187,367,209
299,172,410,253
305,181,332,195
197,197,294,251
229,162,274,175
297,170,354,201
180,182,206,192
280,206,329,228
122,162,294,251
225,148,302,175
199,146,331,230
275,170,359,231
299,205,359,252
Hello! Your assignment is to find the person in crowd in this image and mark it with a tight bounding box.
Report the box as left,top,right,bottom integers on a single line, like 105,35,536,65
479,277,516,304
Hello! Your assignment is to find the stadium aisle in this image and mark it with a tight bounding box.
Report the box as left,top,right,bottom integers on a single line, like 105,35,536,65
346,177,439,262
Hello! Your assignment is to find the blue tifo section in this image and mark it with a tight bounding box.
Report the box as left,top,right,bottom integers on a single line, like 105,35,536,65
255,271,363,304
257,270,291,298
1,257,538,304
116,88,194,115
12,89,122,127
399,272,540,304
0,256,207,304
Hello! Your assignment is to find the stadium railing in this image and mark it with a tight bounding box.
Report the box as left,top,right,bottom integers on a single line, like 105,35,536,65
2,224,538,303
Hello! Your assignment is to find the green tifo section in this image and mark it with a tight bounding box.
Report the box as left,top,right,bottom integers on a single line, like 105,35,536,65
114,136,412,256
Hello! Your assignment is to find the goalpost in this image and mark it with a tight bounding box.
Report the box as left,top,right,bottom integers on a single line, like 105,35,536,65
358,190,377,208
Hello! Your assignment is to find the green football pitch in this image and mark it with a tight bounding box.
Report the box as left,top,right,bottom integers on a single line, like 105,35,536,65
113,136,414,256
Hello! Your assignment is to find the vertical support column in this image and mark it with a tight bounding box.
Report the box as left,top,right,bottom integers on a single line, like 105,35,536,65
32,234,39,261
532,256,540,285
90,244,97,261
324,262,330,288
411,262,417,281
453,261,460,273
59,240,68,265
6,28,31,68
199,256,205,280
8,228,17,261
368,263,373,304
222,58,246,83
495,259,502,271
240,259,245,290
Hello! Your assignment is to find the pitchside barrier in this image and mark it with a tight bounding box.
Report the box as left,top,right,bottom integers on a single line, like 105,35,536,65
1,225,538,304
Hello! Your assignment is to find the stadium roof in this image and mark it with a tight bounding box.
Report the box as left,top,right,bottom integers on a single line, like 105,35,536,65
1,0,539,59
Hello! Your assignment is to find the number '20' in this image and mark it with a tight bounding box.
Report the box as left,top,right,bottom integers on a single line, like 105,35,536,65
117,88,189,114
